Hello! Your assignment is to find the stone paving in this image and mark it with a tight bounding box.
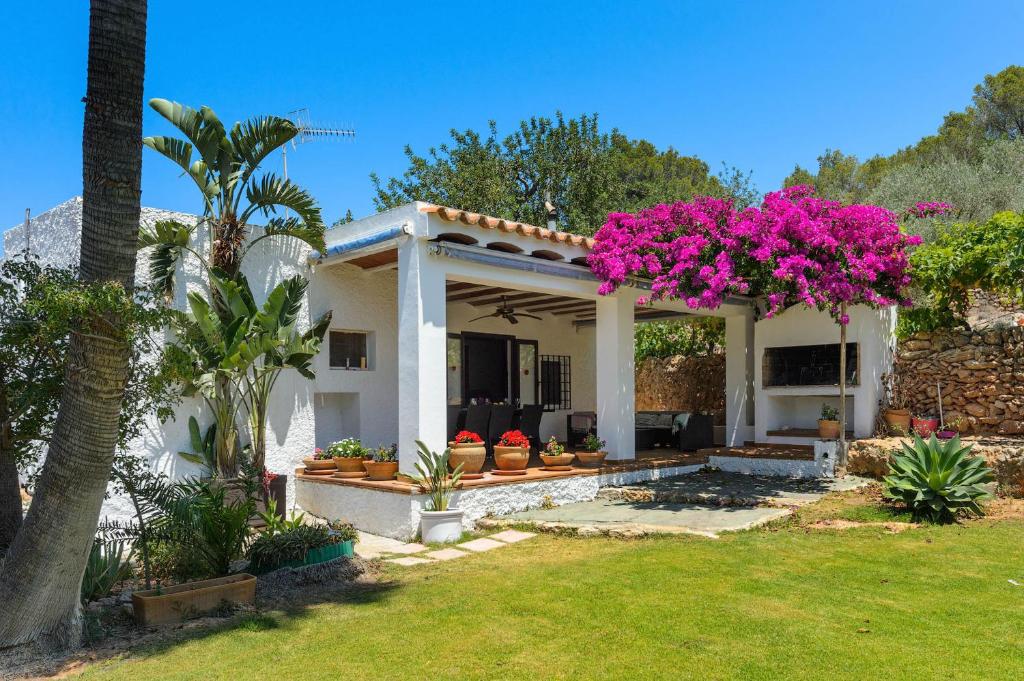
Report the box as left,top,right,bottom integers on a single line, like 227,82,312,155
496,471,870,538
356,529,536,566
598,469,867,508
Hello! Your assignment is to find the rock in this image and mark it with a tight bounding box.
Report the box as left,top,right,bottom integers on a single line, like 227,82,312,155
964,360,998,370
903,339,932,351
900,350,932,361
998,420,1024,435
965,403,988,417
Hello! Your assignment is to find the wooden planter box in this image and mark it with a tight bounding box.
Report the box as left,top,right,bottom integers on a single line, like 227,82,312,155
132,574,256,626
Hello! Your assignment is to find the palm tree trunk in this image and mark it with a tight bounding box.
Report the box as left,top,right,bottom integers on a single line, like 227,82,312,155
0,401,22,550
0,0,146,650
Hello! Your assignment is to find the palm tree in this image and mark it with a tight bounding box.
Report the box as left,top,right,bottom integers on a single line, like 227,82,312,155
140,100,327,477
0,0,148,649
139,99,326,297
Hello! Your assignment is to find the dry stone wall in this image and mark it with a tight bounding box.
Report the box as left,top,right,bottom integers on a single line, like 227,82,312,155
635,355,724,419
895,327,1024,436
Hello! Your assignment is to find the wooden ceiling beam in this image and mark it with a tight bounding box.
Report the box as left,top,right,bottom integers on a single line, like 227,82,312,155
516,296,580,311
446,286,512,302
468,291,553,307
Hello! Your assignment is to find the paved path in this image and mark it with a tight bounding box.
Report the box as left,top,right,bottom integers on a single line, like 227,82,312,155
355,529,536,566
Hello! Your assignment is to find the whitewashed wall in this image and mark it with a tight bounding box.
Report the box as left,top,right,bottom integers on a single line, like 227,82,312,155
753,304,895,442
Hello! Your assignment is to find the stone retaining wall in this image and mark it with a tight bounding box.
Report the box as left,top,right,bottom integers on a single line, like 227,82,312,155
635,355,725,417
894,327,1024,436
849,436,1024,498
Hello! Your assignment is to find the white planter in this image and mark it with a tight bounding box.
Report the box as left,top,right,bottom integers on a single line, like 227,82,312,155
420,509,464,543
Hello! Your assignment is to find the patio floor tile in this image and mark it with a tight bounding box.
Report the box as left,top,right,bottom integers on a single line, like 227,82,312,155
385,556,433,566
423,548,468,561
490,529,536,543
458,537,506,552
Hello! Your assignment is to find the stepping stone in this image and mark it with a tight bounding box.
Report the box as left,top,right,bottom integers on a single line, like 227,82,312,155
490,530,536,544
423,548,468,561
382,542,427,555
458,537,505,552
385,556,433,566
354,547,383,559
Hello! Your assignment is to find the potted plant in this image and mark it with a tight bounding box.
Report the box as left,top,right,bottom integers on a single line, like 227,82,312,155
539,436,574,471
912,414,939,438
493,430,531,475
246,507,360,574
937,415,966,440
448,430,487,479
303,447,336,475
818,403,841,440
328,438,368,478
575,433,607,467
880,371,912,434
364,443,399,481
409,440,464,543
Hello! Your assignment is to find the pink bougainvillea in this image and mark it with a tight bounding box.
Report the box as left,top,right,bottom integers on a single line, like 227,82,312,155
587,186,922,324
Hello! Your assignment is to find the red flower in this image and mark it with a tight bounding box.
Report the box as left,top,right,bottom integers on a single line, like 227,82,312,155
454,430,483,444
498,430,530,448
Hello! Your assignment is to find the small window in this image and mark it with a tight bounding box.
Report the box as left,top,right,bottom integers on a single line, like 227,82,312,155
540,354,571,411
330,331,371,370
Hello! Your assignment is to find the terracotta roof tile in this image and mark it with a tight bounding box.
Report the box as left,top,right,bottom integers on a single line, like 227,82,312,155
421,204,595,250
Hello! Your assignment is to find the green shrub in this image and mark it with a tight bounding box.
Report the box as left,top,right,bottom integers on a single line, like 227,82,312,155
635,318,724,362
145,537,209,582
246,524,341,572
80,539,133,604
883,434,994,523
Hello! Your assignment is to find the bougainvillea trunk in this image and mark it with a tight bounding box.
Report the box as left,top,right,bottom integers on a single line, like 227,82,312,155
839,302,848,468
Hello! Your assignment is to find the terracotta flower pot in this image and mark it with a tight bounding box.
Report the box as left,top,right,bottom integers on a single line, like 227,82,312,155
493,445,530,471
364,460,398,481
575,451,607,468
883,408,912,433
303,458,336,475
818,419,841,440
333,456,366,479
540,452,575,471
448,442,486,475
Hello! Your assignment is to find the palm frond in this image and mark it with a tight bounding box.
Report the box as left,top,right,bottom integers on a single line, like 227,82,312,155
240,174,325,248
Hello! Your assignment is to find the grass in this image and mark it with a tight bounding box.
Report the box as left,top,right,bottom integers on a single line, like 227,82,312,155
79,504,1024,680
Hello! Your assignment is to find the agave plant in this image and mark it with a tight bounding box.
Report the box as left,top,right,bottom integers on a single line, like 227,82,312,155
883,434,994,523
409,441,463,511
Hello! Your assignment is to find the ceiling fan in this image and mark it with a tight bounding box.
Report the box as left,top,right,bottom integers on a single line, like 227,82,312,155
468,296,542,325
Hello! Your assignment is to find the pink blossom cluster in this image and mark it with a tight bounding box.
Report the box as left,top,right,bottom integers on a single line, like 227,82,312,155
587,186,922,324
908,201,953,218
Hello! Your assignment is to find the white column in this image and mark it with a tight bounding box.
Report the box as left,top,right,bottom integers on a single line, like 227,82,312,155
596,294,635,460
725,313,755,447
396,239,448,475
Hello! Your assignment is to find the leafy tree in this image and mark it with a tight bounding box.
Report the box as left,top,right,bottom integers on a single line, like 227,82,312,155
898,211,1024,336
634,318,724,362
371,113,740,236
973,65,1024,139
0,257,179,550
0,0,149,649
785,65,1022,224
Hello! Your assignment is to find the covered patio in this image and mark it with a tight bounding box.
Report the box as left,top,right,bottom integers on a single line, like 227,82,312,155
295,201,889,539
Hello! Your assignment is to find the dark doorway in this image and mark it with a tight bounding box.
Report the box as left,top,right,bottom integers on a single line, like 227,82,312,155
463,333,511,403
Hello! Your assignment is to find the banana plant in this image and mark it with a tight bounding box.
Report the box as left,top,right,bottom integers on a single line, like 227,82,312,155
239,275,331,472
139,99,326,300
174,273,329,477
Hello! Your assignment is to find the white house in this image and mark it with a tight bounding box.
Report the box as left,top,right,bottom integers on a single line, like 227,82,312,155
5,199,894,539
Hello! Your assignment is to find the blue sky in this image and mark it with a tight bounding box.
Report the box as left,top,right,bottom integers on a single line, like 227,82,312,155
2,0,1022,253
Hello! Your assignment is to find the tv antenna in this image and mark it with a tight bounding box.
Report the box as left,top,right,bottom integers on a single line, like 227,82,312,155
282,108,355,181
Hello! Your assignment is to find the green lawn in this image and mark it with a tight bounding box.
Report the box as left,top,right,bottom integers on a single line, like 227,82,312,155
81,519,1024,680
